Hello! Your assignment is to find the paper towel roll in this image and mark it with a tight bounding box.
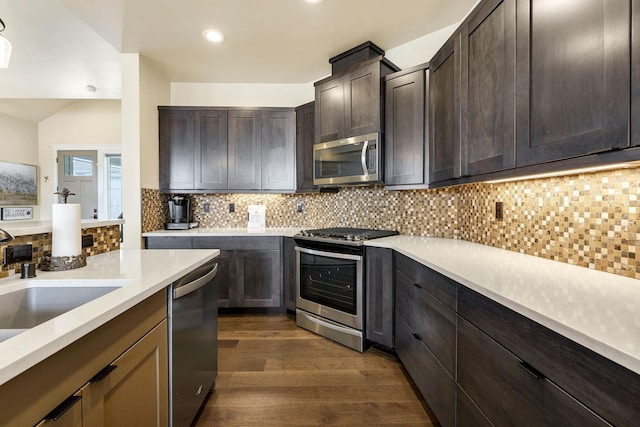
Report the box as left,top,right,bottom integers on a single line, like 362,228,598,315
52,204,81,257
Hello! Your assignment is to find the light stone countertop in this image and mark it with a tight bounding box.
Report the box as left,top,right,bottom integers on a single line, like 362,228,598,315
366,236,640,375
0,219,125,237
142,227,302,238
0,248,219,386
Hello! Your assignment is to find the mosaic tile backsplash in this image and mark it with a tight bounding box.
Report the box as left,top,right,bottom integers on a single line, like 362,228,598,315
0,225,121,279
142,166,639,279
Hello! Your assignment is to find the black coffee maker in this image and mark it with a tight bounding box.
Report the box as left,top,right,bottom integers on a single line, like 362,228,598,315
166,195,192,230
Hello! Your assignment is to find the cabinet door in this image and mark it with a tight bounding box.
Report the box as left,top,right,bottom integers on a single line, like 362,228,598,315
295,102,316,191
159,109,195,191
236,249,282,307
195,109,228,190
261,110,295,191
429,35,461,183
395,269,456,376
81,320,169,427
214,250,237,308
385,70,427,186
315,77,344,142
458,317,609,427
395,315,456,427
515,0,629,166
365,247,394,348
282,237,296,311
460,0,516,176
344,62,381,138
228,110,262,189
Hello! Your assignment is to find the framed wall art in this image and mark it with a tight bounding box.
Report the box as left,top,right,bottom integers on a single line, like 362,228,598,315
0,161,38,206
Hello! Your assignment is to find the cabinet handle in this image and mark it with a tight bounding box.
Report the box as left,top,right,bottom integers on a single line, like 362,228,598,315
413,283,422,289
518,361,545,380
46,395,81,421
89,365,118,383
412,332,422,341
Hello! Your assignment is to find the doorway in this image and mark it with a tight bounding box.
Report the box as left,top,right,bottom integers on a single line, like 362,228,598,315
55,149,122,220
57,150,98,219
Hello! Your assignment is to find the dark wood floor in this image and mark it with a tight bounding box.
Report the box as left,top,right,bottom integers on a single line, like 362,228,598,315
194,314,434,426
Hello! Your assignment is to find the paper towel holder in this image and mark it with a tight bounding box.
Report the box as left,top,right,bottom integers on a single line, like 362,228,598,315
40,188,87,271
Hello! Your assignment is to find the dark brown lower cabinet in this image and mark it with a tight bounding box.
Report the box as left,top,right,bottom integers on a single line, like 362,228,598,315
455,386,492,427
395,315,456,427
147,236,283,308
282,237,296,311
365,247,394,348
458,316,608,426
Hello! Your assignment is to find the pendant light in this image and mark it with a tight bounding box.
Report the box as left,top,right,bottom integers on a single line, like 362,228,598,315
0,18,12,69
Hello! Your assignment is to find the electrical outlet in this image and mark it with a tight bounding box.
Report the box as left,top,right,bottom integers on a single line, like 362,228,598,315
229,203,235,213
204,202,210,213
296,203,303,213
495,201,504,221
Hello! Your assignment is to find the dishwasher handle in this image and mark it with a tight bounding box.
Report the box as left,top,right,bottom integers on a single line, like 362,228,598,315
173,263,218,300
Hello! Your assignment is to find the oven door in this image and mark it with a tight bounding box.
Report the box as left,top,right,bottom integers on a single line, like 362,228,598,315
295,246,363,330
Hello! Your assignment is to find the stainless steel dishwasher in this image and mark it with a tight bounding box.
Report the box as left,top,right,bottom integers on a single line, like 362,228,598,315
168,259,219,427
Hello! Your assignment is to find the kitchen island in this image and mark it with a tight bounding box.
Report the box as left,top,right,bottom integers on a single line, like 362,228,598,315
0,248,219,426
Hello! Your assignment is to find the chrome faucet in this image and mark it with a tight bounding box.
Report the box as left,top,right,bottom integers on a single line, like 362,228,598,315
0,227,14,244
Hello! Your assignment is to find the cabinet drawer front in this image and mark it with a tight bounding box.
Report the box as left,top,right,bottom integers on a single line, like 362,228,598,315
458,286,640,427
145,236,192,249
394,252,456,309
395,270,456,375
458,317,609,427
193,236,281,251
395,315,455,427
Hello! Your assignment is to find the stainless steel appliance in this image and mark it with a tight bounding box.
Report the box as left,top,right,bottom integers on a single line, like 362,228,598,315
168,259,219,427
313,133,382,186
166,195,193,230
294,227,398,352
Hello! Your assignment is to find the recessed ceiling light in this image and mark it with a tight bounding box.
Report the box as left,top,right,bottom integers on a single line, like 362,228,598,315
304,0,322,4
203,29,225,43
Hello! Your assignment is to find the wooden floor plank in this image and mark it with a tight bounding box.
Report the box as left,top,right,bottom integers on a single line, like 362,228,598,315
194,314,434,427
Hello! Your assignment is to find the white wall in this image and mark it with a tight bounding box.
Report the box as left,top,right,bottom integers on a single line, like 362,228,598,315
121,54,170,249
385,22,461,68
0,113,39,220
0,114,38,165
171,83,315,107
37,100,121,219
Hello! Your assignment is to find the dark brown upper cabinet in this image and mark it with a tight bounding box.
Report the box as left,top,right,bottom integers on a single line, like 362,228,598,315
314,56,399,143
195,109,228,190
159,108,195,191
228,110,262,190
261,110,295,191
460,0,516,176
515,0,630,166
384,65,429,188
159,107,295,193
429,34,461,184
295,101,316,192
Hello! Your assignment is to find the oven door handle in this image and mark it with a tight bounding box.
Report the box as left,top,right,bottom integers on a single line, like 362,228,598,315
295,246,363,261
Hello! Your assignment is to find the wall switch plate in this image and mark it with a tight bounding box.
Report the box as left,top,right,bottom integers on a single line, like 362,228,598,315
495,201,504,221
296,203,303,213
204,202,210,213
4,244,33,266
229,203,235,213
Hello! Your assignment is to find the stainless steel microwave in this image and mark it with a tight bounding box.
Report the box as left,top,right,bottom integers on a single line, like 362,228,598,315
313,133,382,186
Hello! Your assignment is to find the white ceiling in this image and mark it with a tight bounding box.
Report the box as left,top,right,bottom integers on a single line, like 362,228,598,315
0,0,476,122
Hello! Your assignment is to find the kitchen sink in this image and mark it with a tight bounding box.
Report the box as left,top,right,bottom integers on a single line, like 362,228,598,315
0,280,129,342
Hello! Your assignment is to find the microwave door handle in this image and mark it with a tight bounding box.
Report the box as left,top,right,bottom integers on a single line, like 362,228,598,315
360,140,369,175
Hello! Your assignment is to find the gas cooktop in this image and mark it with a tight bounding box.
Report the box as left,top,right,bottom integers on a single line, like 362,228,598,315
295,227,399,245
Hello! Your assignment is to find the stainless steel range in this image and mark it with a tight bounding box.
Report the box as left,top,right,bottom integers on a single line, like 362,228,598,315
294,227,398,352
